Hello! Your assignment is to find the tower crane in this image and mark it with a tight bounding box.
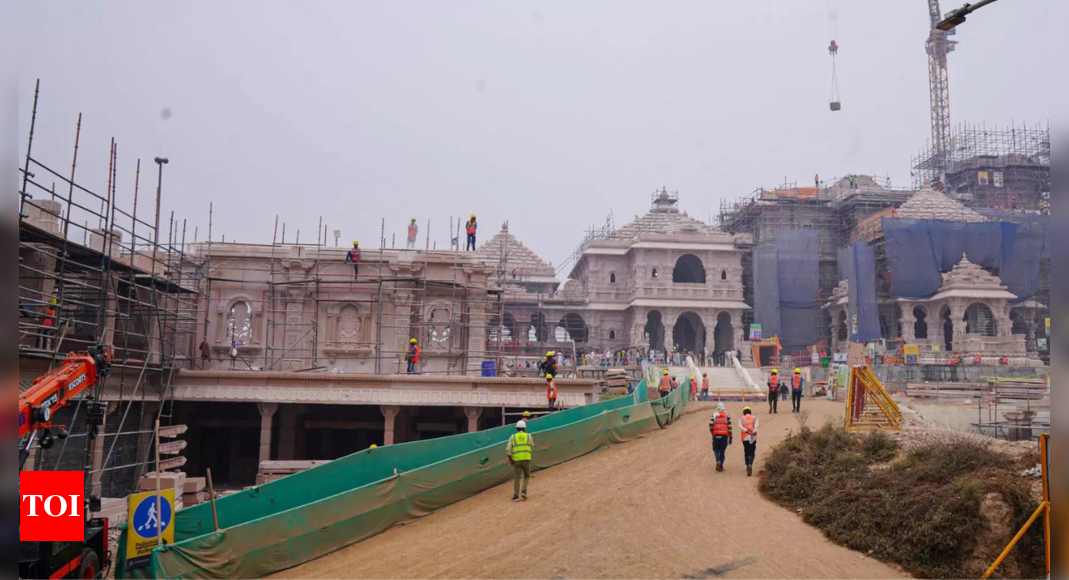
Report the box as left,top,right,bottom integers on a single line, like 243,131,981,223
925,0,958,178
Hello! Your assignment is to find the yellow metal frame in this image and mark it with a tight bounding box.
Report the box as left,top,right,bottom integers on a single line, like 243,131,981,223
981,433,1050,579
844,365,902,431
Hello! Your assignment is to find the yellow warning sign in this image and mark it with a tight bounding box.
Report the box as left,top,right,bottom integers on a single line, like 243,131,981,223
125,489,175,570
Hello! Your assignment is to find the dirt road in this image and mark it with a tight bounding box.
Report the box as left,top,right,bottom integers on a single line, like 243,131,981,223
272,400,906,579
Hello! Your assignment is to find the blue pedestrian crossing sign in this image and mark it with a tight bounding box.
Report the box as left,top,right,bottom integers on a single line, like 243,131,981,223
125,488,176,570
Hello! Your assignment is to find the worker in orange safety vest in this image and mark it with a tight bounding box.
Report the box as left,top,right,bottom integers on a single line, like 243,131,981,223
791,368,805,413
658,370,672,400
767,369,780,414
709,403,733,472
689,376,698,401
701,373,710,401
546,374,558,410
739,407,759,477
406,338,421,374
406,218,419,250
465,214,478,251
36,297,57,350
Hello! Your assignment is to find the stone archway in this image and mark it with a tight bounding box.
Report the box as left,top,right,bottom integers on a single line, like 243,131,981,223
673,311,705,353
713,312,734,354
964,303,997,337
913,306,929,340
673,254,707,284
644,310,665,351
557,313,589,344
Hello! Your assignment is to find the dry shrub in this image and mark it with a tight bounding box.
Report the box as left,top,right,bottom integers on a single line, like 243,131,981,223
760,422,1044,579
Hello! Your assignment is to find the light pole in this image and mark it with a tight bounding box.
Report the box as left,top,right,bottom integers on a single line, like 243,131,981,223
937,0,1003,31
151,157,169,264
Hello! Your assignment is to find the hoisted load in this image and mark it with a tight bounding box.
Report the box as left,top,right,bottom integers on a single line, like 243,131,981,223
827,0,841,111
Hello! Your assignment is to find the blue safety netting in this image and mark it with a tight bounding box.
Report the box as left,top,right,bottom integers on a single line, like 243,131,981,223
839,242,882,343
882,218,1046,303
752,230,821,350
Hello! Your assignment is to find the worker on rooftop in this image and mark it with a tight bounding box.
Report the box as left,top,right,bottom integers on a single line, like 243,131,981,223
507,420,533,502
768,369,780,414
539,351,558,379
739,407,759,478
709,403,733,473
465,214,478,251
345,240,361,279
791,368,805,413
406,218,419,250
406,338,420,374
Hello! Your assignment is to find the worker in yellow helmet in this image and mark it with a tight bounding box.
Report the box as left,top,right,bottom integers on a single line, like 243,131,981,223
345,240,361,279
791,368,805,413
406,338,420,374
506,420,533,502
546,374,558,411
658,369,672,400
539,351,558,379
465,214,478,251
406,217,419,250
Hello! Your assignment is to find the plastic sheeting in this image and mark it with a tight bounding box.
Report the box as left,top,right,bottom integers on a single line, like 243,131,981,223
882,218,1046,303
753,247,781,339
839,242,882,343
751,230,822,350
117,378,690,579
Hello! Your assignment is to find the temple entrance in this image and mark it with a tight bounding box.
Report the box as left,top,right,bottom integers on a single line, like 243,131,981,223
644,311,665,351
913,307,928,340
673,312,705,354
713,312,734,354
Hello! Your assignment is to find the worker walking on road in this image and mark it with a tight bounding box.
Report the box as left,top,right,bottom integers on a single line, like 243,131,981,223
465,214,478,251
767,369,780,414
709,403,733,472
701,373,710,401
507,420,534,502
779,372,789,404
406,218,419,250
546,374,558,411
791,368,805,413
345,241,361,279
406,338,421,374
740,407,759,477
659,370,672,400
689,376,698,402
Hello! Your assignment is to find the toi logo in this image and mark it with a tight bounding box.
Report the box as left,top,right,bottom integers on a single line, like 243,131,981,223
20,471,85,542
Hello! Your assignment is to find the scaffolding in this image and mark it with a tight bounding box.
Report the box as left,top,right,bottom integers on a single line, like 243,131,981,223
911,122,1051,212
18,81,203,497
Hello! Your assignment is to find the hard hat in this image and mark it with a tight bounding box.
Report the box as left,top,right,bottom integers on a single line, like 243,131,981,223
410,338,418,344
743,407,752,414
546,374,554,380
522,411,532,419
369,444,378,449
663,370,669,375
470,214,476,218
353,240,359,246
546,351,555,357
794,368,802,374
411,217,417,221
771,369,779,374
48,298,58,305
516,420,527,430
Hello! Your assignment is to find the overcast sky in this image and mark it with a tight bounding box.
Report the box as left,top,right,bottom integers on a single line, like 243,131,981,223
17,0,1054,272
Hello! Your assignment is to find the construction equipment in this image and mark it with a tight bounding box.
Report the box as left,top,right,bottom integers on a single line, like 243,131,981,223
19,345,113,579
925,0,958,180
827,0,841,111
844,365,903,431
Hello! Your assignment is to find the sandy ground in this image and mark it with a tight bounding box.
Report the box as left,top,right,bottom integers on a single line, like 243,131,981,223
272,400,907,580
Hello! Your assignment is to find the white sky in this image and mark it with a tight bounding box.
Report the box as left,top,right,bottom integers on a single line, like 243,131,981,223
16,0,1055,272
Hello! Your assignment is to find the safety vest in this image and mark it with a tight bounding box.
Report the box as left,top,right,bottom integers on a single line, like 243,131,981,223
741,415,758,440
660,376,672,390
408,224,418,239
711,412,731,437
792,375,803,393
769,375,779,391
43,308,55,328
466,222,476,235
411,345,421,363
702,378,710,391
510,432,532,462
351,248,361,261
690,379,697,393
975,355,982,364
547,380,557,400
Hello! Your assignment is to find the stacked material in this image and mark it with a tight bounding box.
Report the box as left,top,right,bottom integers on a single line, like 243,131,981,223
258,460,333,484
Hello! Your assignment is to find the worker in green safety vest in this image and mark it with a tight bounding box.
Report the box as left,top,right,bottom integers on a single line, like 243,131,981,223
507,420,534,502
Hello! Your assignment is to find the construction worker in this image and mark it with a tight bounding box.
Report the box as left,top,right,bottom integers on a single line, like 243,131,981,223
814,173,820,189
767,369,780,414
1000,355,1009,366
539,351,558,379
701,372,710,401
709,403,733,472
689,376,698,402
740,407,759,477
406,218,419,250
546,374,558,411
974,354,983,366
791,368,805,413
465,214,478,251
658,369,672,400
344,240,361,279
406,338,420,374
36,297,57,350
779,371,789,404
507,420,533,502
522,410,532,421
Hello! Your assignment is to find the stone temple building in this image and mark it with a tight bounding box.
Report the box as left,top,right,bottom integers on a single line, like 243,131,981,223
487,189,751,360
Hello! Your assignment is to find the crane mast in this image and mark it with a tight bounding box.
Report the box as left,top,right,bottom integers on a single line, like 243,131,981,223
926,0,957,178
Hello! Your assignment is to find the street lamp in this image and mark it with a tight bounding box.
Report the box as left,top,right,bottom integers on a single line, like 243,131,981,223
937,0,1002,31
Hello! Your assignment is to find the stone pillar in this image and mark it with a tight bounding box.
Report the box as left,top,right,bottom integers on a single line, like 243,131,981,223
900,307,916,343
381,405,401,446
950,303,967,350
278,405,298,460
256,403,278,484
463,407,483,434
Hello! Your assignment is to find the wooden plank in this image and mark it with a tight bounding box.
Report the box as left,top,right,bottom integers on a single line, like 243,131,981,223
159,456,187,471
159,440,187,455
159,425,188,438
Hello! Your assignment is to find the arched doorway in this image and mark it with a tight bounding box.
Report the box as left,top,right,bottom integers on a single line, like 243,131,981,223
942,307,954,351
964,303,996,336
913,307,928,340
837,311,848,342
673,312,705,353
1010,310,1027,335
557,313,589,344
673,254,706,284
644,311,665,351
713,312,734,354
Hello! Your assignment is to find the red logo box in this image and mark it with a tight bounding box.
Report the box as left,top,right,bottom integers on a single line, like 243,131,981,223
20,471,85,541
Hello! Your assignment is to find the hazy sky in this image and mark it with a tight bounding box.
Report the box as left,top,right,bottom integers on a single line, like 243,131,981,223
17,1,1054,273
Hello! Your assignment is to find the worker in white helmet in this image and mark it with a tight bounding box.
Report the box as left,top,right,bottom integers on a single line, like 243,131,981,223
506,420,534,502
